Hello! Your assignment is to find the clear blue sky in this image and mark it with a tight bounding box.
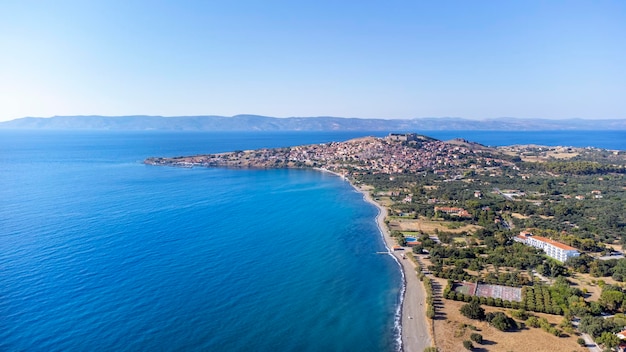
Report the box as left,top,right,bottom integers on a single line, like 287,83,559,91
1,0,625,121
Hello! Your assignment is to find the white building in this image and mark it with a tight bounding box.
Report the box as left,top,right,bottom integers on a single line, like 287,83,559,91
514,232,580,262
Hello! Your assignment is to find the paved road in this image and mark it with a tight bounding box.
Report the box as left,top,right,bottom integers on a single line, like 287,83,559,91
493,187,514,201
572,318,601,352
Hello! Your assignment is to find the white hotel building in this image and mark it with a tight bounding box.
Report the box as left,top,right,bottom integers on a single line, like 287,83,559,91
514,232,580,262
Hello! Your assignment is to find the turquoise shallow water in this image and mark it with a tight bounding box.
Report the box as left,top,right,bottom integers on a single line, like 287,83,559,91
1,130,624,351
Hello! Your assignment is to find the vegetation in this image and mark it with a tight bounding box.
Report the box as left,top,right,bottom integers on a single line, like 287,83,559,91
469,332,483,344
510,309,530,321
578,315,620,339
525,316,561,336
485,312,517,331
596,331,621,350
443,277,588,316
158,131,626,351
358,142,626,349
459,300,485,320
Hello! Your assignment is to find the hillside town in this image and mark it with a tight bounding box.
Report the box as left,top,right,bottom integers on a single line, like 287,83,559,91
147,133,626,351
146,133,514,177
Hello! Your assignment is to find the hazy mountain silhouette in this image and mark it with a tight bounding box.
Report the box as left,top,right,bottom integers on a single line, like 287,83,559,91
2,115,625,131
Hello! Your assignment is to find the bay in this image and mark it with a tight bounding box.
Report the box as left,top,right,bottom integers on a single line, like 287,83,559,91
1,129,623,351
0,131,400,352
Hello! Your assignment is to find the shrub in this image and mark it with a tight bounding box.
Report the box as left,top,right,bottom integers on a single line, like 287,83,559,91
486,312,516,331
577,337,585,346
526,316,540,328
460,300,485,320
463,340,473,350
470,333,483,344
511,309,530,321
427,306,436,319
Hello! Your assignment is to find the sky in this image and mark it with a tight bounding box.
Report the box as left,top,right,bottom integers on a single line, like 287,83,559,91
0,0,625,122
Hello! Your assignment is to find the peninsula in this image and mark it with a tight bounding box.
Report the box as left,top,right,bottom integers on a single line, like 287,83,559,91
146,133,626,351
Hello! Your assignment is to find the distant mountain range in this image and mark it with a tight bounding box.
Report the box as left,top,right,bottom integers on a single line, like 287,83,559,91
1,115,626,131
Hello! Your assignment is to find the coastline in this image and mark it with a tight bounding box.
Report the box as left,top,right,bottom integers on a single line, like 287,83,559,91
318,168,433,352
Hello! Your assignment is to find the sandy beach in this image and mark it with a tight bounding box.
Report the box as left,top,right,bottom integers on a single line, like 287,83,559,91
360,187,433,352
317,168,433,351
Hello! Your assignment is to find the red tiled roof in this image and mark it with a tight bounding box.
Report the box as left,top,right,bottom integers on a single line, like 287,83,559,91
530,235,577,251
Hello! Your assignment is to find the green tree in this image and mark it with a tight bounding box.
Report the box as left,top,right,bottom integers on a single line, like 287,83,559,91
470,333,483,344
597,331,620,350
600,289,625,312
526,316,540,328
460,300,485,320
486,312,516,331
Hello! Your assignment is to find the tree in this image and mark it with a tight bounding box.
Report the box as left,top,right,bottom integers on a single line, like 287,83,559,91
463,340,473,350
470,333,483,344
460,300,485,320
526,316,540,328
599,289,625,312
597,331,620,350
486,312,516,331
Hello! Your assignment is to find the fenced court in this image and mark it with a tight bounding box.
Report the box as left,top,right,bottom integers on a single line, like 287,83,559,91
453,282,522,302
475,284,522,302
453,282,477,296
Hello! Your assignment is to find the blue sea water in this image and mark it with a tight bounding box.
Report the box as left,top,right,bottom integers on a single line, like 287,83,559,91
1,131,401,352
1,130,624,351
419,130,626,150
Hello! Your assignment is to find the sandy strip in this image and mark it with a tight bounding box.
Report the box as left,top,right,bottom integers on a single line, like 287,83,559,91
360,187,433,352
316,168,433,351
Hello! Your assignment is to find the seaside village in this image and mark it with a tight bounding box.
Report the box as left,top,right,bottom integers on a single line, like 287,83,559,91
148,133,626,351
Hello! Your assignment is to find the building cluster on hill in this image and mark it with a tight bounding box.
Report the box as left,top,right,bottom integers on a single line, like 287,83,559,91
150,134,514,178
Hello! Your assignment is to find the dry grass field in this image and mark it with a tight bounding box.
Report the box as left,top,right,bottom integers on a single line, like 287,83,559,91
389,218,482,235
568,272,625,302
606,243,624,253
428,276,586,352
415,253,592,351
374,196,394,207
518,150,580,163
511,213,529,219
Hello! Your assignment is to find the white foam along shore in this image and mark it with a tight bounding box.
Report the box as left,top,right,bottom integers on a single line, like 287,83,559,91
317,168,433,352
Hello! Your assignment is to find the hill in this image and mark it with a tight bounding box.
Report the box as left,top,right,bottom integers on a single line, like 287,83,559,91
1,115,626,131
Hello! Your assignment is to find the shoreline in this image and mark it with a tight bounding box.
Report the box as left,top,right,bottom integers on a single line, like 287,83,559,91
318,168,433,352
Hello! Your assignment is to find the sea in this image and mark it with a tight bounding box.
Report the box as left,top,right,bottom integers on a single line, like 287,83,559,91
1,129,625,352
